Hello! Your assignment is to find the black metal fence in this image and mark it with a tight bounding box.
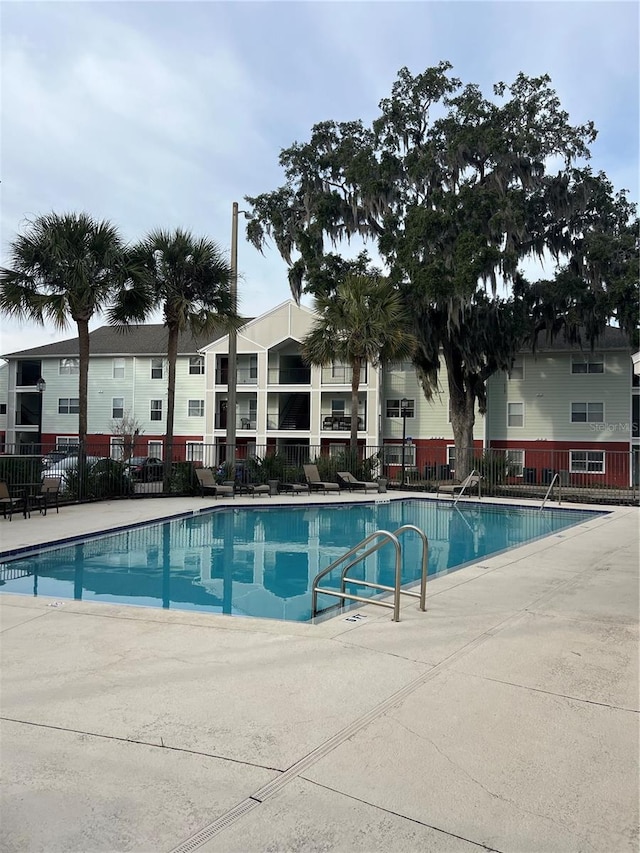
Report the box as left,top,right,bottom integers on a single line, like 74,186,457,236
0,441,637,506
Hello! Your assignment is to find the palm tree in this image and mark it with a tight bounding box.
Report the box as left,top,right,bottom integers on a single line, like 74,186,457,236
303,274,416,454
122,228,240,487
0,212,138,452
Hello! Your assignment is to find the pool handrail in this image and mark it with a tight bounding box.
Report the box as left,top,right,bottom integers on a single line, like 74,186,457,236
311,524,428,622
453,469,481,506
540,473,561,511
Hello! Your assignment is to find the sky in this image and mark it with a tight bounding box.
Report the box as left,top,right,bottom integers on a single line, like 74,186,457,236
1,0,638,357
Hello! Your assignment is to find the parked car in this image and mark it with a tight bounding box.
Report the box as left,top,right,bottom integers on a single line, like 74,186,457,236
43,454,100,475
124,456,165,482
42,447,79,470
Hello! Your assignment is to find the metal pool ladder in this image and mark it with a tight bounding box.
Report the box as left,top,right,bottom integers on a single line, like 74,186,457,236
311,524,428,622
540,472,561,511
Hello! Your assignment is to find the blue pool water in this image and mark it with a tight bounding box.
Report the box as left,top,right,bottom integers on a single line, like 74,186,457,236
0,500,601,622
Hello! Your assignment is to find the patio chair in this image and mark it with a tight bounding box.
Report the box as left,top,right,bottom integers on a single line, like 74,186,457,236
437,473,481,497
195,468,235,498
0,480,27,521
337,472,379,493
31,477,62,516
303,464,340,494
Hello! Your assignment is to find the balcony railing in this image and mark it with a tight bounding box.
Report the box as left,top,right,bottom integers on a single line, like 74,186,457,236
266,412,310,430
215,368,258,385
214,415,257,430
267,367,311,385
321,366,367,384
322,416,365,431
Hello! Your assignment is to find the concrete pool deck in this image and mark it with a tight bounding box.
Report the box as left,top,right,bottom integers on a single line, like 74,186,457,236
0,492,638,852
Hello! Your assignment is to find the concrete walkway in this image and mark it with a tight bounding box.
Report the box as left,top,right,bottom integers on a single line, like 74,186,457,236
0,494,638,852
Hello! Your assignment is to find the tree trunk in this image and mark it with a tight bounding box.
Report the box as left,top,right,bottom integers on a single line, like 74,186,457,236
443,344,476,481
164,323,178,491
350,359,361,456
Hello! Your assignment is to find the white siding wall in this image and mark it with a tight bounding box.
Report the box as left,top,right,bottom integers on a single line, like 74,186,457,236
38,355,206,439
382,363,485,441
486,352,631,443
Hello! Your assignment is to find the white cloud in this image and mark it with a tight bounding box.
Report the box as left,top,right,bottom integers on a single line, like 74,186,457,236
1,0,637,352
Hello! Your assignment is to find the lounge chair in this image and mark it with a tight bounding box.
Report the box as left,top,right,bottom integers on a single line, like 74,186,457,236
0,481,27,520
31,477,62,516
278,482,310,495
437,473,481,497
246,483,271,497
337,472,379,493
195,469,235,498
303,464,340,494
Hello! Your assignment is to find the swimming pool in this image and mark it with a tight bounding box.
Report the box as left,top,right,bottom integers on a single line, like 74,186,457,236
0,500,601,622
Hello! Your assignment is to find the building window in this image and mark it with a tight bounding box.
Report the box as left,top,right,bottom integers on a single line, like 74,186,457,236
331,361,348,382
387,360,412,372
509,358,524,380
112,397,124,419
386,399,415,418
58,398,79,415
188,399,204,417
571,402,604,423
112,358,125,379
384,443,416,466
150,400,163,421
249,355,258,380
189,356,205,375
329,443,347,458
110,438,124,460
507,402,524,427
56,436,78,450
151,358,163,379
570,451,605,474
331,399,345,417
0,404,6,415
447,445,456,474
59,358,79,375
186,442,204,463
506,449,525,476
148,441,163,458
571,355,604,374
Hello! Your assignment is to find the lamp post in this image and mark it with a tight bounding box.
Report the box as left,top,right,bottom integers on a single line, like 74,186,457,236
226,202,252,472
226,203,239,470
400,397,408,487
36,377,46,454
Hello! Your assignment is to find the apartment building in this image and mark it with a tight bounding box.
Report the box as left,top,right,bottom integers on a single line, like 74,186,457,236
1,301,635,485
0,325,221,459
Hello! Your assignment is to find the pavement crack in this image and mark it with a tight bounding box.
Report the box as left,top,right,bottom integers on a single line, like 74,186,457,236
0,609,53,633
389,718,597,852
0,716,283,774
450,672,640,714
298,774,504,852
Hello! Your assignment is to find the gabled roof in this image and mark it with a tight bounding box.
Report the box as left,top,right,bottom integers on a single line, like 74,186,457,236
200,300,314,353
2,324,231,358
528,326,631,353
